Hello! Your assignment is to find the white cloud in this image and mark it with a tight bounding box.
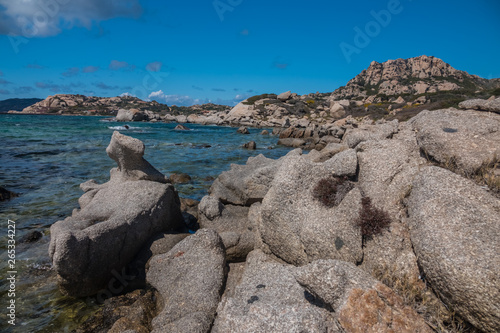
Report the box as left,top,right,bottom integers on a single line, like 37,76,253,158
0,0,142,37
119,92,134,97
148,90,202,106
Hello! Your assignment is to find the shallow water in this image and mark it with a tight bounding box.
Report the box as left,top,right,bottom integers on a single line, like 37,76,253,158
0,114,292,332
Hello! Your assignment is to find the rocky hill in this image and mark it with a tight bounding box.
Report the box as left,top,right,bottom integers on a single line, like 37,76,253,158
17,94,171,116
331,55,500,101
0,98,43,112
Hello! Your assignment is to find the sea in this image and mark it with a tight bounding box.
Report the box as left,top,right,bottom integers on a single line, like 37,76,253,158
0,114,293,332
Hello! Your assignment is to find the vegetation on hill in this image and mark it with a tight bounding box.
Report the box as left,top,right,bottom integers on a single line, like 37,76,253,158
0,98,43,112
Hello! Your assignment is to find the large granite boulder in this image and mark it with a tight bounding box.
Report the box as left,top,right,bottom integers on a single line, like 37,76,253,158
49,132,183,297
458,97,500,113
212,250,336,333
209,150,301,206
294,260,432,333
260,154,363,266
342,120,399,148
116,108,148,122
407,166,500,333
410,108,500,173
147,229,226,333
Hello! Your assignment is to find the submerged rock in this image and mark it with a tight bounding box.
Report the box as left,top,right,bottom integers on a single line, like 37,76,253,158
49,132,183,297
0,186,18,201
174,124,190,130
236,126,250,134
242,141,256,150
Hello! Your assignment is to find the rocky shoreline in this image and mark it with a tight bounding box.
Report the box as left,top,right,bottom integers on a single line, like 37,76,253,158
44,97,500,333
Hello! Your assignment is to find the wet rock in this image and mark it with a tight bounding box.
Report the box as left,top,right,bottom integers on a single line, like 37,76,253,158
169,173,192,184
242,141,256,150
0,186,18,201
147,229,226,333
49,132,183,297
19,230,43,243
260,130,269,135
76,289,157,333
237,126,250,134
407,166,500,333
174,124,190,130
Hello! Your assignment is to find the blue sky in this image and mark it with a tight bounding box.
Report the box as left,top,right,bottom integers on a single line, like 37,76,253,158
0,0,499,106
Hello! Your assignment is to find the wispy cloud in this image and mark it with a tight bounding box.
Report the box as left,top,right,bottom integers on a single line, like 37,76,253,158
94,82,119,90
247,89,254,93
146,61,162,72
0,0,143,37
240,29,249,36
82,66,99,73
0,89,10,95
0,78,12,85
35,81,82,93
109,60,135,71
192,85,204,91
16,86,35,94
26,63,45,69
212,88,226,92
62,67,80,77
0,70,3,76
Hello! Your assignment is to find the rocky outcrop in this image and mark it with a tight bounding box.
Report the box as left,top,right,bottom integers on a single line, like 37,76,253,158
331,55,495,101
459,97,500,113
21,94,171,115
410,108,500,173
342,120,399,148
407,166,500,333
49,132,183,296
147,229,226,333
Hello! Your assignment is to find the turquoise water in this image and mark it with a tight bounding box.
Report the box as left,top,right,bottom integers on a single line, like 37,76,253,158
0,114,292,332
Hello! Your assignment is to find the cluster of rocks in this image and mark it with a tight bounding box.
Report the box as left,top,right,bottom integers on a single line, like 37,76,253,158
51,104,500,332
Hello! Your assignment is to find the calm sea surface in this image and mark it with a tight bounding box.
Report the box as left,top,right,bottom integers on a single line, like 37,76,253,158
0,114,292,332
